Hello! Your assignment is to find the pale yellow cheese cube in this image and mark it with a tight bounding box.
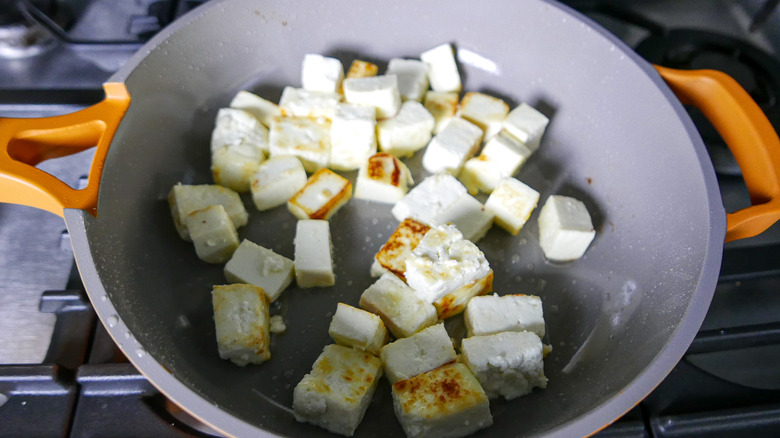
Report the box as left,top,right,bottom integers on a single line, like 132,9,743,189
423,91,459,134
250,155,308,211
354,153,414,204
224,239,294,302
458,130,533,195
328,303,390,355
391,363,492,438
294,219,335,288
379,324,456,383
229,90,281,128
484,177,540,235
359,273,438,339
212,284,271,366
459,91,510,141
372,218,430,281
211,143,265,193
293,344,383,436
343,75,402,119
345,59,379,79
184,204,239,264
168,183,248,241
268,116,331,173
288,168,353,220
278,86,341,119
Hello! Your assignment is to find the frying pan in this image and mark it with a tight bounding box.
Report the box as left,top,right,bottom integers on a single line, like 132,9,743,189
2,0,780,436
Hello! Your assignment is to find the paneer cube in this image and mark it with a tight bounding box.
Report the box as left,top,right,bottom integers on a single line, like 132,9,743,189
464,293,546,338
212,284,271,366
268,116,331,173
421,117,483,175
229,90,281,128
379,324,456,383
538,195,596,261
168,183,248,241
354,153,414,204
328,303,390,355
287,168,353,220
459,92,510,141
404,224,491,305
372,218,430,280
345,59,379,79
484,177,540,235
502,103,549,150
376,100,435,157
185,204,240,264
301,54,344,93
293,344,383,436
359,272,438,339
386,58,429,102
294,219,335,288
391,173,467,226
250,155,308,211
458,130,534,195
224,239,295,302
211,143,265,193
391,363,492,438
210,108,269,154
434,193,494,243
434,270,493,320
329,103,377,171
423,91,459,134
278,86,341,118
461,331,547,400
343,75,402,119
420,43,462,93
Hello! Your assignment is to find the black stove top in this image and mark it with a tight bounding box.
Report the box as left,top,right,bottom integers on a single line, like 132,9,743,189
1,1,780,437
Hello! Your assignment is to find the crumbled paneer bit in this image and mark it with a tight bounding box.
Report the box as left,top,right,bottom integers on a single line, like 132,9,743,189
269,315,286,334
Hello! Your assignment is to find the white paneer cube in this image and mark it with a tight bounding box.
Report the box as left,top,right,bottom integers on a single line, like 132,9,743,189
424,91,459,134
359,272,438,339
377,100,435,157
484,178,540,235
459,92,510,140
391,363,492,438
212,284,271,366
301,54,344,93
329,103,377,171
404,224,491,305
294,219,335,288
354,153,414,204
372,218,430,280
503,103,550,150
461,331,547,400
168,184,248,241
279,86,341,118
386,58,430,102
345,59,379,79
434,193,494,243
379,324,456,383
538,195,596,261
421,117,483,175
420,43,462,93
185,204,240,264
391,173,467,225
250,155,308,211
328,303,390,355
224,240,294,302
229,90,281,127
211,143,265,193
342,75,402,119
268,116,331,173
293,344,383,436
210,108,269,154
458,130,534,195
464,293,546,338
287,168,353,220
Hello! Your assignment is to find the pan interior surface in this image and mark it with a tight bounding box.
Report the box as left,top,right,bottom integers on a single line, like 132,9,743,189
80,0,724,436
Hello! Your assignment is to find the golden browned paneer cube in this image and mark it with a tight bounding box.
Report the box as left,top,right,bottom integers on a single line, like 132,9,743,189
391,363,493,438
346,59,379,79
434,270,494,320
459,91,510,140
212,284,271,366
293,344,383,436
423,91,459,134
287,168,353,220
371,218,430,280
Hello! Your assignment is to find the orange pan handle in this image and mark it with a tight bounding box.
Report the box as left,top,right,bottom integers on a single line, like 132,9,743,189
656,65,780,242
0,82,130,218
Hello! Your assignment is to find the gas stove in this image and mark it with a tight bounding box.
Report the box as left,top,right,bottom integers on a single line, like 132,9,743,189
1,1,779,437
